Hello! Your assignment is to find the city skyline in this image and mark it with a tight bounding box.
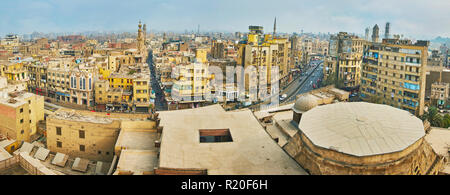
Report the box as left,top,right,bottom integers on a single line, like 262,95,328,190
1,0,449,39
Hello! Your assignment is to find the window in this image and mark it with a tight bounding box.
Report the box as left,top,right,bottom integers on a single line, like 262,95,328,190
199,129,233,143
57,141,62,148
79,130,85,139
56,127,61,135
21,130,24,134
98,151,102,155
20,108,23,113
79,145,85,152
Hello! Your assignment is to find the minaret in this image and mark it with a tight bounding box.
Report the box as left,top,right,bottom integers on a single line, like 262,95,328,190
137,21,144,54
273,17,277,39
372,24,379,43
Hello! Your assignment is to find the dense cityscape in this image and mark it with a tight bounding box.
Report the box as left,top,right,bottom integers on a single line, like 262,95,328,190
0,0,449,177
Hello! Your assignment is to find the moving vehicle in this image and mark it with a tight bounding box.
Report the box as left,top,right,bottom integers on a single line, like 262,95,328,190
280,94,287,101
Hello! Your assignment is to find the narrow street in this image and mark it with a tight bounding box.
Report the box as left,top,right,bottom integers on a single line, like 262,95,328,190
148,49,168,111
284,61,324,102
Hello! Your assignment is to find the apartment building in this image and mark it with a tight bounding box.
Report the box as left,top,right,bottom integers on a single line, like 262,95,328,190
69,65,96,107
94,80,131,111
132,76,151,113
430,82,449,109
26,61,48,96
0,61,28,82
47,65,71,103
237,26,291,99
171,62,210,108
360,38,429,116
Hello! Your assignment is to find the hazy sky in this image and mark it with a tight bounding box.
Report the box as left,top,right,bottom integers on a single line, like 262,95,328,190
1,0,449,39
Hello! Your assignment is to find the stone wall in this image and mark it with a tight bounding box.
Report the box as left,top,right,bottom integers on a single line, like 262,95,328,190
0,154,18,171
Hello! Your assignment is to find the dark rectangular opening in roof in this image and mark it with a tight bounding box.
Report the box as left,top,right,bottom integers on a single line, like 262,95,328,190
199,129,233,143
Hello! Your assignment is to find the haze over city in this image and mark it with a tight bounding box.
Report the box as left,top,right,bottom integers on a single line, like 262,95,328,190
1,0,449,39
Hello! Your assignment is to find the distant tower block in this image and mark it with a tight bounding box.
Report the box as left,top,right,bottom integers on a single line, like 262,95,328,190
372,24,379,43
385,22,390,39
365,27,370,41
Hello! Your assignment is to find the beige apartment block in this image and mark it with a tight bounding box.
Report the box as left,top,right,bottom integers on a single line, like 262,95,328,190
237,26,292,99
133,76,151,113
325,32,364,89
0,80,44,142
172,62,211,107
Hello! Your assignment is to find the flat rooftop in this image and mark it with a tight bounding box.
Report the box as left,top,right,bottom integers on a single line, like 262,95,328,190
115,150,158,175
49,110,114,124
0,91,34,108
116,131,158,151
425,127,450,174
157,105,307,175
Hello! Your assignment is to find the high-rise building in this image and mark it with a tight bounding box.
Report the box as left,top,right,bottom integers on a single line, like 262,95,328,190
237,25,291,99
385,22,390,39
365,27,370,41
360,38,429,116
372,24,379,43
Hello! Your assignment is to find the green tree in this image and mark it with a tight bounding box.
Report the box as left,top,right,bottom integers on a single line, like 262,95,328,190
322,72,345,89
441,114,450,128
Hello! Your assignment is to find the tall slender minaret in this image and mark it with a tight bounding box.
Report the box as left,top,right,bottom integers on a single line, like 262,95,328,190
273,17,277,39
365,27,370,41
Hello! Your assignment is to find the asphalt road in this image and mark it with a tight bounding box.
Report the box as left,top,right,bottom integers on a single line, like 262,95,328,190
254,60,324,109
284,62,324,102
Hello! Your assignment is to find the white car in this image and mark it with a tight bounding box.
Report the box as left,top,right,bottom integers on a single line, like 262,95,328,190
279,94,287,101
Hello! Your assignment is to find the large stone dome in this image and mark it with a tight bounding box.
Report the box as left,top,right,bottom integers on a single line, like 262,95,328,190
292,94,318,113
